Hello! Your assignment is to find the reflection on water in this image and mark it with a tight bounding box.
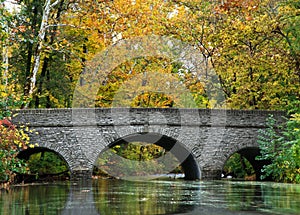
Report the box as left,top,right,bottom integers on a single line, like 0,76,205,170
0,184,69,215
93,180,196,215
0,180,299,215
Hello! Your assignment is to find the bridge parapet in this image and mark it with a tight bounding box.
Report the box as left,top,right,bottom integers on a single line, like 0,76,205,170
13,108,286,128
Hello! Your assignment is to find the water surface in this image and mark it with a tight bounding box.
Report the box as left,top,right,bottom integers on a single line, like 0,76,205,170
0,180,299,215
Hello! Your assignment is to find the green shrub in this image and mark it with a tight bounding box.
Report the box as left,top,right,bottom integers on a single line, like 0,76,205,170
257,113,300,183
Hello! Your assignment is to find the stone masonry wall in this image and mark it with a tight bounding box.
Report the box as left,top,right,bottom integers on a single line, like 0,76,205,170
12,108,286,180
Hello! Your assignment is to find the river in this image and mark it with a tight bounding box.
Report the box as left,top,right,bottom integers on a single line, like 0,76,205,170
0,179,299,215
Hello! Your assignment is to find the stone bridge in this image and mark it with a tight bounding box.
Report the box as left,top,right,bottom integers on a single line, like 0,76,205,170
12,108,285,181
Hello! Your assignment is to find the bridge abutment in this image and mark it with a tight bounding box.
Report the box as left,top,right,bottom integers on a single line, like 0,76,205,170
201,169,222,180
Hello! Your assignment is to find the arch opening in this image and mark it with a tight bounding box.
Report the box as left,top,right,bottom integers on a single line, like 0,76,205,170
222,147,270,181
93,133,201,180
17,147,70,182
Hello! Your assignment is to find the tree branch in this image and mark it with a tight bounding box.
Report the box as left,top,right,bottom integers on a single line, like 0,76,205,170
50,0,61,8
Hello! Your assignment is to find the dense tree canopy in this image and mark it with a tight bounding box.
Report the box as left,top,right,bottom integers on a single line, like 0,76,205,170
0,0,298,109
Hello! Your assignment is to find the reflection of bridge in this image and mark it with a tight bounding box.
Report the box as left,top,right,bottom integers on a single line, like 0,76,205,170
61,180,196,215
13,108,285,180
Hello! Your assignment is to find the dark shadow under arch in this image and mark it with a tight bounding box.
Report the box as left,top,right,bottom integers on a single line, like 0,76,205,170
223,147,271,180
96,132,201,180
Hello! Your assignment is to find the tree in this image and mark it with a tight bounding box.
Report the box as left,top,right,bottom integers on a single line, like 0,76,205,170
275,0,300,75
63,0,212,108
1,0,299,109
1,0,9,88
1,4,35,187
210,0,299,109
22,0,62,107
93,57,207,108
257,108,300,183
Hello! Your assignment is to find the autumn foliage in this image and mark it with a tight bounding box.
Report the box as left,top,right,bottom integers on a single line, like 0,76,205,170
0,0,298,109
1,0,300,182
0,118,31,188
0,85,33,188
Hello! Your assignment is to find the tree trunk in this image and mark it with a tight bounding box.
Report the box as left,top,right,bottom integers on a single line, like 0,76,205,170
2,21,9,87
34,0,65,108
35,57,49,107
24,5,39,96
24,0,61,108
46,67,51,108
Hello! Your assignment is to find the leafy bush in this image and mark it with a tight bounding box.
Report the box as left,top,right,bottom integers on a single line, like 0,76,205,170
0,120,32,185
257,113,300,183
0,94,32,187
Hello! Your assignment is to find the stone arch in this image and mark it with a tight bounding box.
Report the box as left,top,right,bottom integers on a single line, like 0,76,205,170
18,146,71,172
94,132,201,180
222,146,270,180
